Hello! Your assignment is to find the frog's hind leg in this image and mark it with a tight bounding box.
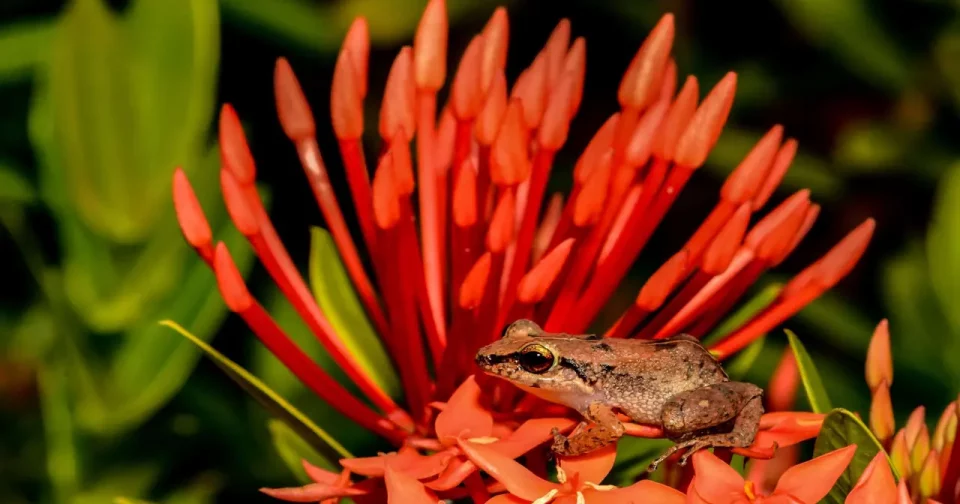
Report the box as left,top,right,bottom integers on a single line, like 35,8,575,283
648,382,764,472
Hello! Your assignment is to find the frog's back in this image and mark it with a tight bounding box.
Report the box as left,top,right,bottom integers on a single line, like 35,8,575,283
599,336,729,423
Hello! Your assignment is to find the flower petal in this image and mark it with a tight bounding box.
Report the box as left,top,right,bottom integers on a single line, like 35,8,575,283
341,449,455,479
734,412,824,457
773,444,856,502
384,465,439,504
485,494,529,504
301,460,340,485
689,450,747,502
581,480,686,504
844,452,897,504
436,375,494,442
457,438,558,501
557,443,617,485
259,483,365,502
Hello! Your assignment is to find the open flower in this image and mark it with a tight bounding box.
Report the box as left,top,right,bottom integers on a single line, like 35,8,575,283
170,0,877,501
688,444,857,503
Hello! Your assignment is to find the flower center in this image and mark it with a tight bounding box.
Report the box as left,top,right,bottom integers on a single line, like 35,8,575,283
744,480,758,501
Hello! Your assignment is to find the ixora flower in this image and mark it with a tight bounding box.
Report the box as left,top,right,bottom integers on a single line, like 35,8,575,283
170,0,878,501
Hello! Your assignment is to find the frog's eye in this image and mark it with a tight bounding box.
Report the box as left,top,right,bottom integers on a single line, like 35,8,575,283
518,344,555,374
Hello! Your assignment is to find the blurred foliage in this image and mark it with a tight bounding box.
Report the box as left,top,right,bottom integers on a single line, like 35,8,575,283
0,0,959,502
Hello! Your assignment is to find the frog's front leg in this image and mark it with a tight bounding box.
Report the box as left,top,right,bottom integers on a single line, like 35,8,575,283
551,402,625,457
648,381,764,472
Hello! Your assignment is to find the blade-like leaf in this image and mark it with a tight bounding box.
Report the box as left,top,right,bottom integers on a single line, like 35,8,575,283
928,162,960,333
725,336,766,381
786,329,832,413
0,21,52,82
159,320,351,462
269,419,339,484
703,282,782,346
308,226,400,398
813,408,899,504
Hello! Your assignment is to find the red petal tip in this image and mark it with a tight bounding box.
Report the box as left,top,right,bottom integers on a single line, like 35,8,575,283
460,253,492,309
721,125,784,204
413,0,448,91
342,17,370,98
331,49,364,140
220,169,260,237
480,7,509,92
213,242,253,313
814,218,876,287
674,72,738,169
702,202,751,275
865,318,893,391
372,155,401,229
486,190,516,252
490,100,531,186
652,75,699,162
475,71,508,146
380,47,416,142
452,36,485,120
172,168,212,248
453,159,478,227
518,238,575,304
218,104,256,184
753,138,798,210
618,13,675,110
274,58,317,142
637,250,689,311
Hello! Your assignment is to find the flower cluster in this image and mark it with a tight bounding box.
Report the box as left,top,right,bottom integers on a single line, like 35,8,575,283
170,0,886,501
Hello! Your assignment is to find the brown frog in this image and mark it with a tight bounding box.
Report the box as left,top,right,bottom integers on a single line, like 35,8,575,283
474,319,764,471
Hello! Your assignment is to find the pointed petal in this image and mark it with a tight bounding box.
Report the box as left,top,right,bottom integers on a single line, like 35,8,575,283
436,375,494,442
384,465,440,504
457,439,558,501
557,444,617,485
865,319,893,391
260,483,364,502
844,452,898,504
689,450,748,501
582,480,686,503
773,444,856,502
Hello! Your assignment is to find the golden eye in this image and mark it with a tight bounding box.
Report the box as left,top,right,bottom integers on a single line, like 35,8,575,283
518,344,554,374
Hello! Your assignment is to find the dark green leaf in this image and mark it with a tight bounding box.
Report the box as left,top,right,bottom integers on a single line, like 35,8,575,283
813,408,899,504
609,437,673,486
785,329,832,413
927,162,960,333
0,21,52,82
0,164,36,204
703,282,782,346
160,320,351,462
725,336,766,381
308,227,400,398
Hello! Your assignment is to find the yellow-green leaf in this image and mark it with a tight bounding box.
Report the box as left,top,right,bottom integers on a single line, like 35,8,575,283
269,419,339,484
308,226,400,398
159,320,351,462
813,408,899,504
786,329,832,413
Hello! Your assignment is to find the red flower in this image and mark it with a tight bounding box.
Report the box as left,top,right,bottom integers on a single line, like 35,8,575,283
687,444,857,503
170,0,877,501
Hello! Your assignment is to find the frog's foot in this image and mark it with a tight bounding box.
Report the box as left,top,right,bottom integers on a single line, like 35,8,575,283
550,404,624,457
647,393,764,472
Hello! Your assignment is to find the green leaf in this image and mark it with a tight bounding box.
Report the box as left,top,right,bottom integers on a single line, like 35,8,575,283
308,226,400,398
813,408,899,504
725,336,766,381
269,419,339,484
0,163,36,204
159,320,351,462
73,465,161,504
927,161,960,333
703,282,782,346
773,0,909,91
610,437,673,486
0,21,52,82
785,329,832,413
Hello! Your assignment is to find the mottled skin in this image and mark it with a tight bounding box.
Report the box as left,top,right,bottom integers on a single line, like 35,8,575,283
474,319,764,471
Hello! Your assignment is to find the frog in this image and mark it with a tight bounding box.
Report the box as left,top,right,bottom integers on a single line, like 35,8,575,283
474,319,764,471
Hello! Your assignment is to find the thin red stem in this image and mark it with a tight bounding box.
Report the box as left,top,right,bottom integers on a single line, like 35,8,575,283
498,148,556,329
637,269,712,340
687,259,767,338
296,138,390,338
416,92,447,345
605,305,652,339
338,138,377,254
